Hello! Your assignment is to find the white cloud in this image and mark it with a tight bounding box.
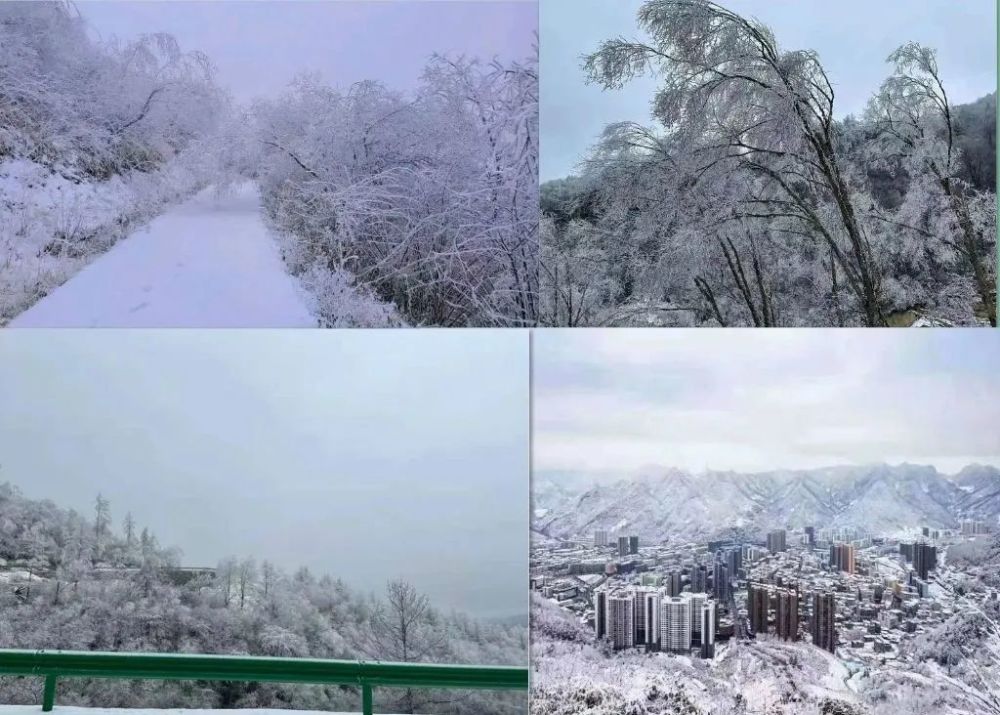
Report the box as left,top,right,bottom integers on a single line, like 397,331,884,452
533,329,1000,476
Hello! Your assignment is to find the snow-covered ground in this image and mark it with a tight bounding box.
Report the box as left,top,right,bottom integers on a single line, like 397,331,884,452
7,183,316,328
0,707,414,715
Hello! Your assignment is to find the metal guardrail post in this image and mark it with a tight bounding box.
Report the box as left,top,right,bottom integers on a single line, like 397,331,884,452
42,674,57,712
361,682,373,715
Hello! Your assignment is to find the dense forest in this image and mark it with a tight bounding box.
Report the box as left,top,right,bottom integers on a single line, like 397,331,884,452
540,0,997,327
0,1,538,327
0,482,527,715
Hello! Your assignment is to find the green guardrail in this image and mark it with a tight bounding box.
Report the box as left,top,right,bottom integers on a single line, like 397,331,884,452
0,649,528,715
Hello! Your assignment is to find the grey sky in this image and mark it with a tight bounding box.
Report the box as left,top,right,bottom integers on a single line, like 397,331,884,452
79,0,537,102
541,0,997,181
0,330,528,619
534,330,1000,480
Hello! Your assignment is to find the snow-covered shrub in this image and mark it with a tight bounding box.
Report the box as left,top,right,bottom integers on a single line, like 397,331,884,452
253,52,539,327
296,263,402,328
0,483,527,715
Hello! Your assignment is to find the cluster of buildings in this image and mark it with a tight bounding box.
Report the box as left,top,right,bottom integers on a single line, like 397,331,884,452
531,520,992,668
745,582,835,652
960,520,991,536
596,586,717,658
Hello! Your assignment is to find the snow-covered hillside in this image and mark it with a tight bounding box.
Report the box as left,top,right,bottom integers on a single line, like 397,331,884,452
530,594,999,715
533,464,1000,541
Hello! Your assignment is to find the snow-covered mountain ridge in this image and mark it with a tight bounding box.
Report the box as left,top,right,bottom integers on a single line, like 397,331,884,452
533,464,1000,540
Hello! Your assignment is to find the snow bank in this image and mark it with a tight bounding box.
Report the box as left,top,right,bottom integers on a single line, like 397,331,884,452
8,183,316,328
0,157,204,325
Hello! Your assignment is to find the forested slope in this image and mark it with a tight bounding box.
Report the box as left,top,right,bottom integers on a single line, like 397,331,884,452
0,482,526,715
540,0,996,328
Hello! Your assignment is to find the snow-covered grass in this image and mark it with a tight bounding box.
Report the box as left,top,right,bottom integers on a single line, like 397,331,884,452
0,157,206,325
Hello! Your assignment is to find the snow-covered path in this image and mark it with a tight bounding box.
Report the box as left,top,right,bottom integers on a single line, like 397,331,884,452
8,183,316,328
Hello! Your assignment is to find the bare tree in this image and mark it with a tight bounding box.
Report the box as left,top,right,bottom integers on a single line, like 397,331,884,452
237,557,257,610
217,556,237,608
367,580,447,714
93,493,111,561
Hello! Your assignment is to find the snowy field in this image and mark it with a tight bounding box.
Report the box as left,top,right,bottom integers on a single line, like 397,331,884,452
8,183,316,328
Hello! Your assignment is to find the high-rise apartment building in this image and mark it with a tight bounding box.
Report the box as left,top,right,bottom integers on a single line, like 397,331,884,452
914,543,937,580
961,520,991,535
699,600,717,659
632,588,655,644
767,529,787,553
607,593,635,650
594,589,607,639
775,588,799,641
688,592,706,639
748,584,770,635
690,564,708,593
726,547,742,577
618,536,629,558
667,570,683,597
660,595,692,653
811,593,836,653
629,535,639,554
830,543,856,574
804,526,816,546
594,530,609,547
641,589,661,649
713,562,731,602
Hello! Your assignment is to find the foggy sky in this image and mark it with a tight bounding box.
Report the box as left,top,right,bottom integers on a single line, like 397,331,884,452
541,0,997,181
78,0,537,102
0,330,528,619
534,330,1000,481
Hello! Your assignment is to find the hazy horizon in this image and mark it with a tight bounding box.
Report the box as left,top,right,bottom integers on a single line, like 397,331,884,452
78,0,538,104
0,330,529,619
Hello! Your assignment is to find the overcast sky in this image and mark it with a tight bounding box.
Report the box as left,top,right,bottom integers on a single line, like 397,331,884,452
534,330,1000,481
0,330,528,619
78,0,537,102
541,0,997,181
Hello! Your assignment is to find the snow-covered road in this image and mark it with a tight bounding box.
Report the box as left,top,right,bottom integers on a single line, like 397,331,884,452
8,184,316,328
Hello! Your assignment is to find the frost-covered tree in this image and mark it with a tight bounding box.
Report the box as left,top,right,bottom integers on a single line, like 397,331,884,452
0,482,526,715
868,42,997,325
584,0,886,325
542,0,994,328
252,49,539,327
